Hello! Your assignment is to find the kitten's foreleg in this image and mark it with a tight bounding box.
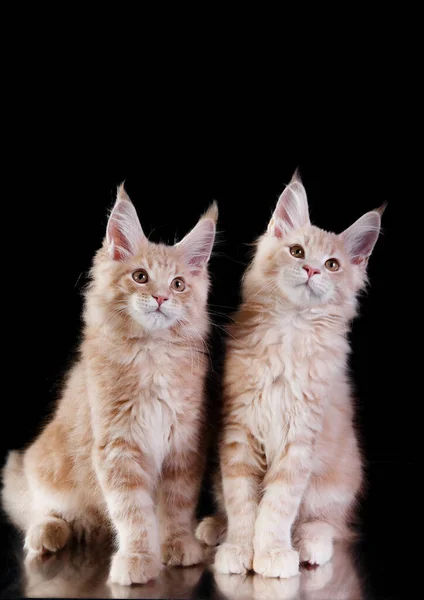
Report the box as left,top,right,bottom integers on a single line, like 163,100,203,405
214,427,262,575
253,442,312,579
94,441,161,586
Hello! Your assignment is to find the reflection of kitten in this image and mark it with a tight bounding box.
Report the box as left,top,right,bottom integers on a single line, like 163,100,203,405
213,541,362,600
2,185,217,585
23,542,205,599
24,543,111,598
198,170,383,579
300,542,363,600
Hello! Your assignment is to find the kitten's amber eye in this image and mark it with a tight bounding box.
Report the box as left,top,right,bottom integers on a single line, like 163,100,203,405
132,269,149,283
325,259,340,272
171,277,186,292
290,245,305,259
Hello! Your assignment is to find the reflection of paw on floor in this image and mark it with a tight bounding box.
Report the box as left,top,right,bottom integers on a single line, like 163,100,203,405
108,564,205,600
253,574,300,600
23,537,207,599
214,572,254,599
301,560,334,592
22,533,362,598
212,542,363,600
213,572,300,600
23,542,111,598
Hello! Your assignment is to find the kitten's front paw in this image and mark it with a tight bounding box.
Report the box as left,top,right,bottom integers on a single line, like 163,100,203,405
214,543,253,574
299,537,333,566
109,552,162,586
253,548,299,578
161,535,205,567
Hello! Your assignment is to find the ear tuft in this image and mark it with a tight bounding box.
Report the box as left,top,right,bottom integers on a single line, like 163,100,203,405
375,202,387,217
116,182,131,204
202,200,218,224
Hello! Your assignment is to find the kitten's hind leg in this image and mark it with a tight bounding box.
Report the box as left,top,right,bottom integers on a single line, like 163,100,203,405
25,516,71,554
3,451,71,554
295,520,335,566
195,514,227,546
294,436,362,567
158,447,206,567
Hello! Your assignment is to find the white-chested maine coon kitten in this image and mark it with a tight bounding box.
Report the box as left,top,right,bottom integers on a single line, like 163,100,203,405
196,170,383,578
2,185,217,585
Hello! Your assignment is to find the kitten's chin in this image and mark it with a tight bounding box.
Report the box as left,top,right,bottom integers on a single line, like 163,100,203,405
134,310,177,332
283,283,332,309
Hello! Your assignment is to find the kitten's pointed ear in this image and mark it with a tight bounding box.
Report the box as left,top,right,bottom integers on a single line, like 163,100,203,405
268,169,310,238
340,209,382,266
106,184,146,261
176,203,217,274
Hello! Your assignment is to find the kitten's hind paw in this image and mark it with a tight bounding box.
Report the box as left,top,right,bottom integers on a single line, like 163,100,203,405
25,517,71,554
214,543,253,574
299,536,333,566
109,551,162,586
161,535,205,567
195,515,227,547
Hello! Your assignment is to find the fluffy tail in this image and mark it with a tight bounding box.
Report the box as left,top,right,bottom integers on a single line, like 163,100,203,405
1,450,31,531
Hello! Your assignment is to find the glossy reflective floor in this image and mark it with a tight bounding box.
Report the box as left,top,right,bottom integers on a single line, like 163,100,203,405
0,464,411,599
0,532,364,599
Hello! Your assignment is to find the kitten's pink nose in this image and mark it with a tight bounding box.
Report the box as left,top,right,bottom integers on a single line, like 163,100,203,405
303,265,321,278
153,295,168,307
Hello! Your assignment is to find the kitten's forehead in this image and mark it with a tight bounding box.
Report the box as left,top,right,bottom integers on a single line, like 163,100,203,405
296,226,345,258
132,242,183,274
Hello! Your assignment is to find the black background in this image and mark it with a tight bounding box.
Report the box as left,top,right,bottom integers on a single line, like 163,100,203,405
0,76,412,597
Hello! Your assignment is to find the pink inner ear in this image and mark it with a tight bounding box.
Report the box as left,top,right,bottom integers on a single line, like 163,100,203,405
106,197,146,262
340,211,381,265
177,219,215,273
274,221,283,239
354,230,379,258
270,181,310,237
276,203,296,230
108,219,132,261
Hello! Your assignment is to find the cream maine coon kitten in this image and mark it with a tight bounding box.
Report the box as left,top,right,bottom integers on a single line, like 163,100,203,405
2,185,217,585
196,170,383,579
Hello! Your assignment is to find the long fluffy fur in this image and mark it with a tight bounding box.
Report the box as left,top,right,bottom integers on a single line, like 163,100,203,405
2,186,217,586
197,171,382,579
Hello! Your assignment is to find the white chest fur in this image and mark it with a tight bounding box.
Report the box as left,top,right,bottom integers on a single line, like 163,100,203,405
234,316,347,464
115,344,187,474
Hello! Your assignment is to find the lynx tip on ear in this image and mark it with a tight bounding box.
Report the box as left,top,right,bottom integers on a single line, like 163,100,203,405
117,182,131,203
201,200,218,224
375,202,387,217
